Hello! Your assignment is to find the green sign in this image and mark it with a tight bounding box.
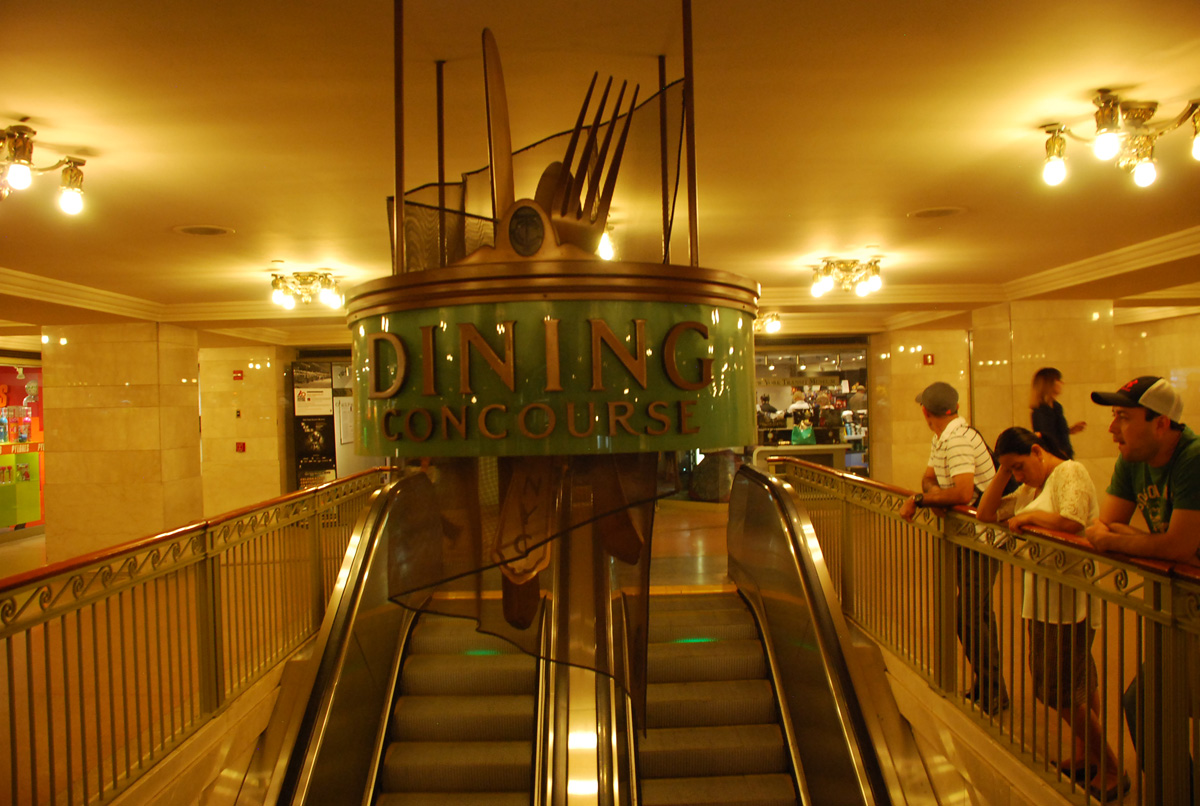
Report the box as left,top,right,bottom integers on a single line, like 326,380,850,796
352,299,755,456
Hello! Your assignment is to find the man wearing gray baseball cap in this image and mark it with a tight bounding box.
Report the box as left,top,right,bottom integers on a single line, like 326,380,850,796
900,381,1008,714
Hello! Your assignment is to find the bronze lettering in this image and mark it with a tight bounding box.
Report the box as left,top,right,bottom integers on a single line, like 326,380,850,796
404,408,434,442
543,317,563,392
441,406,468,439
608,401,637,436
663,322,713,391
645,401,671,436
366,332,406,399
567,402,596,438
678,399,700,434
589,319,648,391
479,404,508,439
459,322,516,393
518,403,555,439
383,408,403,441
420,325,438,395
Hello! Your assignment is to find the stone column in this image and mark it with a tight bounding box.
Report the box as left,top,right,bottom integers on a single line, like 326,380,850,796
867,328,971,488
970,300,1117,494
41,323,203,563
198,346,297,516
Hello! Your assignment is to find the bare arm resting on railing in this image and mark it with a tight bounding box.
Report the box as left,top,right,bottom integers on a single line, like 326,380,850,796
899,466,974,520
1085,495,1200,564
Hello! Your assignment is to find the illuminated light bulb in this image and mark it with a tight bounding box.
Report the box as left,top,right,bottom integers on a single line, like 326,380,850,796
597,231,615,260
271,288,287,305
811,280,827,298
855,279,870,297
1133,160,1156,187
1093,131,1121,161
280,293,296,310
1193,134,1200,161
58,187,84,215
867,272,882,293
1042,156,1066,186
6,162,32,190
319,286,341,308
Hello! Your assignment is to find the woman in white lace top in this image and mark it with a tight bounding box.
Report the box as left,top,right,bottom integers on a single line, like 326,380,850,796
977,427,1127,800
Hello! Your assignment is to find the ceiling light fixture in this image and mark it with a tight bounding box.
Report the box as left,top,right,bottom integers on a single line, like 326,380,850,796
1041,90,1200,188
270,271,344,310
1,125,89,214
810,258,882,298
754,312,782,334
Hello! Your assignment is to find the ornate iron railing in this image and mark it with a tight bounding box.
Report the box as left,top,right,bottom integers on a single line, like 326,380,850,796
0,469,389,806
775,458,1200,806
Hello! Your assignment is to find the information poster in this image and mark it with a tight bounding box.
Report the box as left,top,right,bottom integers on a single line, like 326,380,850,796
293,361,336,488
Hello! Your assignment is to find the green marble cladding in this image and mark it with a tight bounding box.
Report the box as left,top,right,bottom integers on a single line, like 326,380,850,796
352,298,755,457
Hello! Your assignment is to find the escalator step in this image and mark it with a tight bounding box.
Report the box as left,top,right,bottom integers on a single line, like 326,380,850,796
648,608,759,642
640,724,788,779
647,639,765,683
391,694,536,741
649,594,746,613
407,620,526,656
376,793,531,806
380,740,532,792
641,773,797,806
399,654,537,696
646,680,776,728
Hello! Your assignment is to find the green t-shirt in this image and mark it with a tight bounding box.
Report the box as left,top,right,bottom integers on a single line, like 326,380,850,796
1108,426,1200,533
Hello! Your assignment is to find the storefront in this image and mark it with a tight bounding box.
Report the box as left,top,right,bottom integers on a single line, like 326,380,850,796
0,362,44,531
754,343,869,475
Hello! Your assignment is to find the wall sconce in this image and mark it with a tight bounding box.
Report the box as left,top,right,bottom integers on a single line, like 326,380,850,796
271,271,344,310
1,125,89,214
1041,90,1200,187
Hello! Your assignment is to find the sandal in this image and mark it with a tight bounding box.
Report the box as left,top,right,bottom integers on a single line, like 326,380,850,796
1055,760,1096,783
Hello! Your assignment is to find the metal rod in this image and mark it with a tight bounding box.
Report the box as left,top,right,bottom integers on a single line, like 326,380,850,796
436,59,447,268
681,0,700,267
658,54,670,265
394,0,406,274
8,638,18,806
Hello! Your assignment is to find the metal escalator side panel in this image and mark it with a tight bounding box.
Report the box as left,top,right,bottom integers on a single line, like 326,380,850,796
728,466,891,806
271,472,420,805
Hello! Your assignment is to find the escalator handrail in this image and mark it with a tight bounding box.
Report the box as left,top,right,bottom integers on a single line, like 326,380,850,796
733,464,892,805
269,472,412,804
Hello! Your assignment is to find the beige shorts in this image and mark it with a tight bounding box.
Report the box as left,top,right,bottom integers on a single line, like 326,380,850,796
1027,619,1097,709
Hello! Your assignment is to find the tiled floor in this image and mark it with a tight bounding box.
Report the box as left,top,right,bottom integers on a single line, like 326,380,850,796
648,499,734,593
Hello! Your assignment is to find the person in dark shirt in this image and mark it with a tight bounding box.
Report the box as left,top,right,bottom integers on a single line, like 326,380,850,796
1030,367,1086,458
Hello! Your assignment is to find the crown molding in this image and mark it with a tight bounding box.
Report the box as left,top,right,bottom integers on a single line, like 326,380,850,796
1112,306,1200,327
883,310,966,331
203,325,352,346
0,268,162,320
760,284,1003,307
1003,225,1200,300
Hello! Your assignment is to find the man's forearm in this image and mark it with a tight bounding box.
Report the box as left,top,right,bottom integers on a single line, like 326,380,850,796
920,486,972,507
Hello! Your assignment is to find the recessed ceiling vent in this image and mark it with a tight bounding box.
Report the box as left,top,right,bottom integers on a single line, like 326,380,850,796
172,224,235,236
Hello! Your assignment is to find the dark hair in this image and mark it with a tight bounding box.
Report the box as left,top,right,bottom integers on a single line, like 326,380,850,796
1030,367,1063,409
994,426,1069,461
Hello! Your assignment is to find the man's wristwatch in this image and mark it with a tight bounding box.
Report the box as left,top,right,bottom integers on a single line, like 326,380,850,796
913,493,925,507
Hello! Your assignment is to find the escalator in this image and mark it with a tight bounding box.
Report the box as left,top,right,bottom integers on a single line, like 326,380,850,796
376,611,539,806
639,592,797,806
242,464,933,806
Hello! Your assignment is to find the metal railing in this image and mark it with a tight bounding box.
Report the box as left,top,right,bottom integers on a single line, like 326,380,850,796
775,457,1200,806
0,469,389,806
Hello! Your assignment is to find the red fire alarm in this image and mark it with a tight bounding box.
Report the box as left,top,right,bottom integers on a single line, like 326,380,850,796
923,354,935,366
235,442,246,453
233,370,244,380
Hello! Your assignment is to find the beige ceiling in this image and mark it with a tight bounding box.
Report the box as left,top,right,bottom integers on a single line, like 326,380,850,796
3,1,1199,353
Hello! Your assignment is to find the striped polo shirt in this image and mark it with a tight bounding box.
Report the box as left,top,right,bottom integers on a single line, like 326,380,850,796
928,417,996,490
